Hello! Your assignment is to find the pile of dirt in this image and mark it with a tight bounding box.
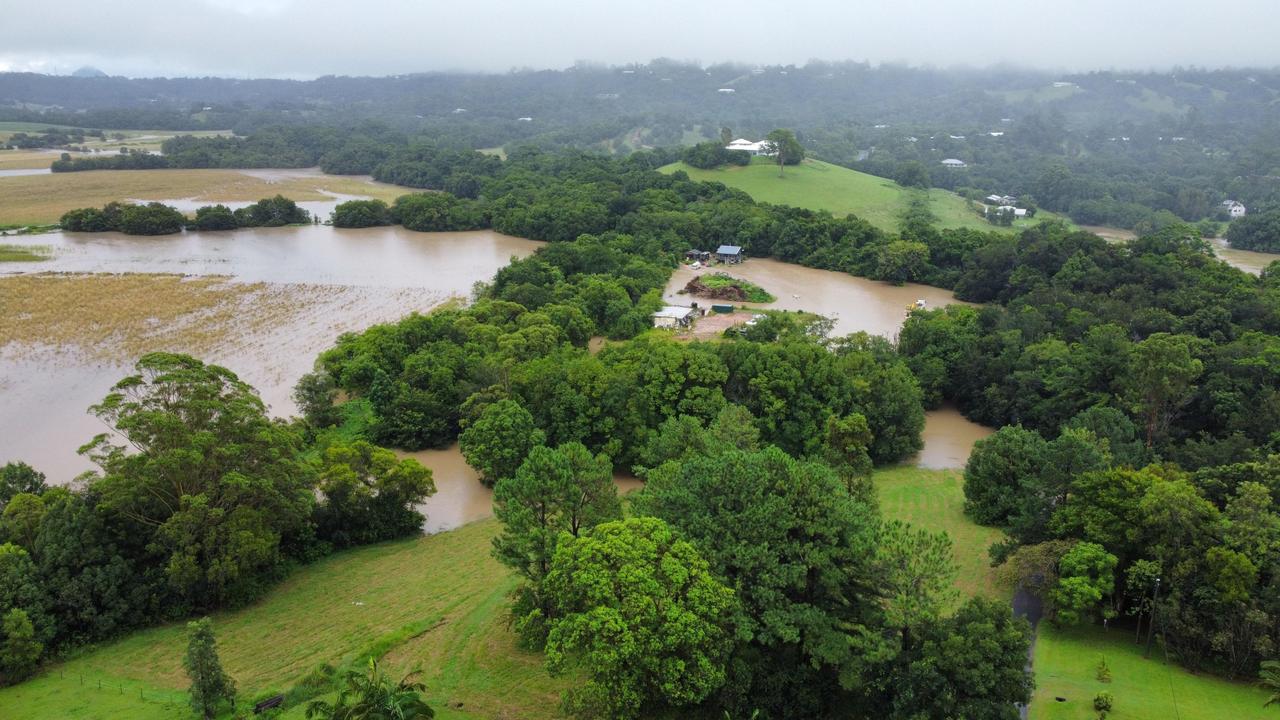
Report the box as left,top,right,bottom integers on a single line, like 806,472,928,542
682,275,750,301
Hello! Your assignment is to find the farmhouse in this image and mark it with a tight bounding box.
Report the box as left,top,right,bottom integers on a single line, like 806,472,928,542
985,194,1017,205
1223,200,1247,218
715,245,744,264
652,305,695,329
1003,205,1028,217
941,158,967,168
725,138,774,156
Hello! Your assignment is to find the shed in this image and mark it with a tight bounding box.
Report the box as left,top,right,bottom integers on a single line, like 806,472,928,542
941,158,967,168
686,249,711,263
715,245,743,264
711,304,735,314
653,305,695,329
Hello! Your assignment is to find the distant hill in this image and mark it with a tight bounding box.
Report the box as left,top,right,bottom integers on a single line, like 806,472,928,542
659,157,1056,234
70,66,107,78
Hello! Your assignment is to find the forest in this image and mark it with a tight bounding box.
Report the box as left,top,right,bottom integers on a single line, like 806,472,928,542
9,61,1279,234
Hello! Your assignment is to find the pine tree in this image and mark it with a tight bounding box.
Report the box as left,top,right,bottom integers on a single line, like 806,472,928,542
184,617,236,719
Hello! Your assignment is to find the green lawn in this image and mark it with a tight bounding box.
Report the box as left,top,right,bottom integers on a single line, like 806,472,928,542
1031,624,1271,720
0,520,568,720
659,157,1057,234
874,467,1008,602
872,468,1273,718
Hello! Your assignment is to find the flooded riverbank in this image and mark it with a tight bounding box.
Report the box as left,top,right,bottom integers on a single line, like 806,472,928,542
1087,224,1278,276
407,445,643,534
0,226,540,481
1210,238,1278,276
914,406,994,469
664,259,965,338
3,225,992,534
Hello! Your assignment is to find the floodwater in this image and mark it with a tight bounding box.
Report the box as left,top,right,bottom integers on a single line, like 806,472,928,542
0,226,540,482
0,168,50,177
23,226,537,287
124,192,362,220
407,445,644,534
1087,225,1277,276
664,259,965,339
1210,238,1278,276
913,406,993,469
4,229,989,535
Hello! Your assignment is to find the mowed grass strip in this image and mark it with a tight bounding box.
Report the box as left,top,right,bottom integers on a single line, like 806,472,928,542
1030,623,1270,720
0,520,568,720
873,466,1008,602
0,169,409,225
659,157,1059,234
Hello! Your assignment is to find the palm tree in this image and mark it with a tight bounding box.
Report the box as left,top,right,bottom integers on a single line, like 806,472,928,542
1260,660,1280,707
306,658,434,719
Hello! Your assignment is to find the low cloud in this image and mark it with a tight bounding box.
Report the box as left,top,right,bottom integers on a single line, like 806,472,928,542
2,0,1278,78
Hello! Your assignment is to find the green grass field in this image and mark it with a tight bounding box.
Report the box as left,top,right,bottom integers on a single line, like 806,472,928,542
1030,624,1271,720
874,466,1009,602
659,157,1056,234
872,467,1273,718
0,520,567,720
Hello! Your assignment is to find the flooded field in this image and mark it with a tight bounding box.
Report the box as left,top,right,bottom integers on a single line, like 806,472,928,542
665,259,965,338
0,227,540,482
3,226,991,534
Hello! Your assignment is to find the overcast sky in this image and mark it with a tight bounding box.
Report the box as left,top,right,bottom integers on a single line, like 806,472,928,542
2,0,1278,78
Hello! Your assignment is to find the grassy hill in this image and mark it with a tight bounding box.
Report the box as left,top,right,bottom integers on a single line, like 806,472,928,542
659,157,1056,234
0,520,567,720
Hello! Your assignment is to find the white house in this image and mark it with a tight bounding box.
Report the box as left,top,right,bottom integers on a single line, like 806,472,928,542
653,306,695,329
725,138,774,156
941,158,967,168
1224,200,1247,218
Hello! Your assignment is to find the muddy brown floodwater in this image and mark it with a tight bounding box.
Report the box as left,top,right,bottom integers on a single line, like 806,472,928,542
3,230,991,536
915,406,994,469
406,445,644,534
1210,238,1279,276
0,226,540,483
664,259,965,339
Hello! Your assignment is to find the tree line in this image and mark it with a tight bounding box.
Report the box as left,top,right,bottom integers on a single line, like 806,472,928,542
60,196,311,234
0,353,435,685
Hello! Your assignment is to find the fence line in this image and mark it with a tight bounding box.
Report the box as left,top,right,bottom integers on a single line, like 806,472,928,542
52,668,188,709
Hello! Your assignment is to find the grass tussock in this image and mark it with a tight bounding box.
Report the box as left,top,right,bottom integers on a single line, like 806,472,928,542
0,169,409,225
0,243,51,262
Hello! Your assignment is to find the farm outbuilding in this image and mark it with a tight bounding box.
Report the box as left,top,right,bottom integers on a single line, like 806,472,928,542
653,305,695,329
715,245,743,264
